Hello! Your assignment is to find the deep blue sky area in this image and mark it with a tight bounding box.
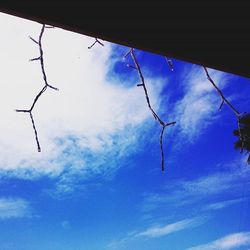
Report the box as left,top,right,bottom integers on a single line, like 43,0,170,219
0,12,250,250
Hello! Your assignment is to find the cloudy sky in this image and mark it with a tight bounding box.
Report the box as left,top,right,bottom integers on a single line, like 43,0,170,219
0,12,250,250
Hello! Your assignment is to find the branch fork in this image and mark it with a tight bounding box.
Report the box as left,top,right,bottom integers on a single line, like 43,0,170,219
16,24,58,152
203,66,244,152
88,38,104,49
125,48,176,172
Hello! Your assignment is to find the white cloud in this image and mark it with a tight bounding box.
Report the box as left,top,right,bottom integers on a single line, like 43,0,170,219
143,158,250,211
172,65,232,142
0,12,163,181
107,217,204,250
187,232,250,250
204,198,247,211
0,197,33,219
135,218,202,238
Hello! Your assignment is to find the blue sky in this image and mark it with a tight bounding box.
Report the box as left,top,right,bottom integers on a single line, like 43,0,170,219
0,12,250,250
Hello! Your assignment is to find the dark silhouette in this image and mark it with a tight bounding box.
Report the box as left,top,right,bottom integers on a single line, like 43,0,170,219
124,48,176,172
88,38,104,49
233,113,250,164
16,24,58,152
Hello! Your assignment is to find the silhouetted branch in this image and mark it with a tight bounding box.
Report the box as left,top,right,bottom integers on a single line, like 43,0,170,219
126,64,137,70
29,36,38,44
218,99,225,111
38,25,58,91
203,67,239,116
125,48,176,172
29,56,41,62
16,24,58,152
203,66,244,152
88,38,104,49
123,49,132,59
30,112,41,152
237,117,245,153
160,125,166,172
129,48,164,125
165,57,174,71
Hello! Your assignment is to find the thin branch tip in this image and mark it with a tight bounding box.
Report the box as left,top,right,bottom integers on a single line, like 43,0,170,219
88,38,104,49
29,57,41,62
165,57,174,71
29,36,38,44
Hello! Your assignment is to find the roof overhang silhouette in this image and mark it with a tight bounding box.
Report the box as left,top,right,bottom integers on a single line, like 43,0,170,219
0,1,249,78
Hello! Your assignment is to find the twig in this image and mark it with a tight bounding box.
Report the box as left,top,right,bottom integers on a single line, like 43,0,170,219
125,48,176,172
130,49,164,125
160,125,166,172
203,67,239,116
165,57,174,71
126,64,137,70
203,66,244,152
88,38,104,49
16,24,58,152
30,112,41,152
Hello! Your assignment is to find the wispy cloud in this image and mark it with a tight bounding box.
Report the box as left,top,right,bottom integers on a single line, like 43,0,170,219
187,232,250,250
0,197,33,219
107,217,204,249
135,217,203,238
143,159,250,212
0,13,164,184
204,198,248,211
171,65,232,142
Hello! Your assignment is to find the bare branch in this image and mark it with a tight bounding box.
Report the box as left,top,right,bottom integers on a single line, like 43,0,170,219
126,48,176,172
16,24,58,152
29,56,41,62
29,86,47,112
218,99,225,111
96,39,104,46
160,125,166,172
15,109,30,113
203,66,244,152
29,36,39,44
203,67,239,116
130,48,165,125
39,25,58,91
88,38,104,49
165,121,177,127
123,48,133,59
47,84,58,91
126,64,137,70
30,112,41,152
165,57,174,71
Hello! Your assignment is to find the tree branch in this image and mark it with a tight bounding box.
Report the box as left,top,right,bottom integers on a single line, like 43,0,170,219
203,67,239,116
203,66,244,152
165,57,174,71
125,48,176,172
88,38,104,49
16,24,58,152
30,112,41,152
